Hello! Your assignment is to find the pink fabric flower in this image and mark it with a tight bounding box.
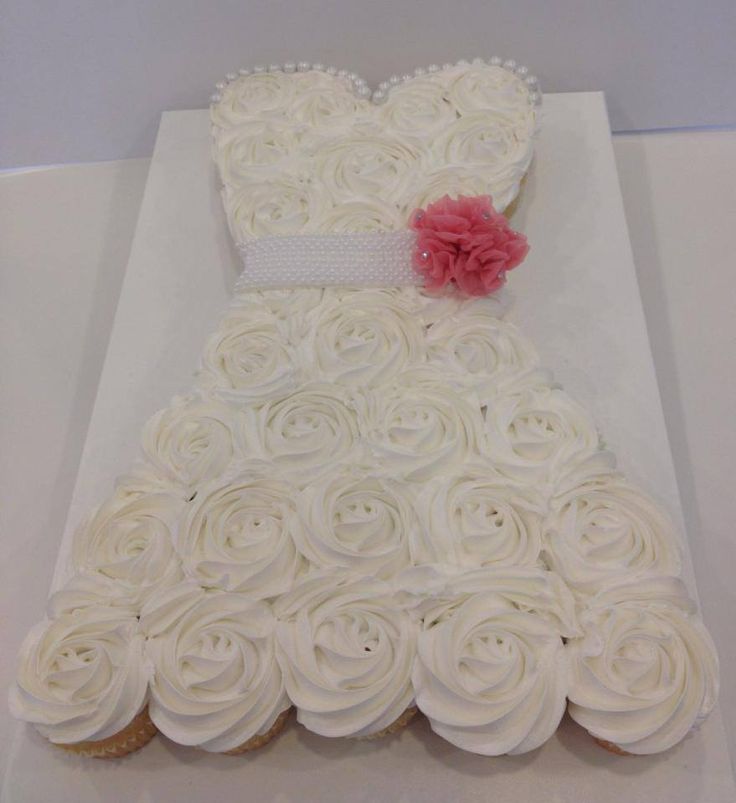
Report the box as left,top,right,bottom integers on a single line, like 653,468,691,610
410,195,529,296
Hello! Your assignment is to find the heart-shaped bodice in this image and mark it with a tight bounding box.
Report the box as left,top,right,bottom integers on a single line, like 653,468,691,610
210,60,539,244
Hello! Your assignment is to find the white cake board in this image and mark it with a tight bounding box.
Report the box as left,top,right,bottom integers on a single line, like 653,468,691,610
4,94,734,803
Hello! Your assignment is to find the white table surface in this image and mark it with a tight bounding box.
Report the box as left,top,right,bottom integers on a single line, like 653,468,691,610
1,126,735,793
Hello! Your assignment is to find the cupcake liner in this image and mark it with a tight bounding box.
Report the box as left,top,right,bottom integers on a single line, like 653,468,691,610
223,707,292,755
593,736,633,756
356,706,418,741
57,707,157,759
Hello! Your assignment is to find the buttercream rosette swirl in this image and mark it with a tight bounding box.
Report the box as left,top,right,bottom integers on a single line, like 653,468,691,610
379,76,456,134
313,133,425,206
444,64,537,115
308,290,426,387
140,395,242,494
481,371,600,486
425,307,539,387
414,473,545,568
411,568,578,755
254,383,360,478
198,309,301,403
9,608,151,746
274,571,416,738
213,119,303,183
211,70,297,129
543,476,682,596
141,582,290,752
295,469,415,578
566,575,719,755
224,177,326,241
357,380,484,481
175,471,304,598
70,491,184,608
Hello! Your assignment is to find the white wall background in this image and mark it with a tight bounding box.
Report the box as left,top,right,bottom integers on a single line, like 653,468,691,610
2,0,735,169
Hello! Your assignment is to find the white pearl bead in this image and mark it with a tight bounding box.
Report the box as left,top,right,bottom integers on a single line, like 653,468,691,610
389,75,401,85
442,62,453,70
297,61,311,71
210,93,221,103
414,66,426,76
489,56,502,66
283,62,296,73
253,65,265,73
456,58,469,66
348,71,358,81
503,59,517,70
238,68,250,76
356,85,371,98
515,65,529,77
312,62,325,71
226,72,236,81
337,69,349,78
326,66,337,75
268,64,281,72
531,92,542,105
215,81,225,90
427,64,440,72
525,75,538,87
372,90,385,102
378,80,390,91
401,74,412,82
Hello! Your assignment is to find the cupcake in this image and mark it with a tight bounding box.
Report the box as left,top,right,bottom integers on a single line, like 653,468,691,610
140,582,291,754
566,576,719,755
9,607,154,758
274,571,417,739
410,568,578,755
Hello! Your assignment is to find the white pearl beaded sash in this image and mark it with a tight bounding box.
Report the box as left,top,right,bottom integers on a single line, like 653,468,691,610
235,231,420,290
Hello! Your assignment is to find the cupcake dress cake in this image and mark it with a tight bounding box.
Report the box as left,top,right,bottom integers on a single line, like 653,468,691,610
9,58,719,760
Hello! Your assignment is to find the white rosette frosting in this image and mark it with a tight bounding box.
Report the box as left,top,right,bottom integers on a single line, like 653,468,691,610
543,477,682,596
230,287,326,343
141,582,289,752
412,568,577,755
213,120,302,183
313,133,424,205
176,471,304,598
211,71,297,129
567,576,719,754
290,82,362,128
9,608,150,744
71,491,184,608
141,395,241,494
444,64,536,115
358,380,484,481
426,310,539,387
255,383,360,478
274,571,416,737
224,177,326,241
481,372,600,486
295,469,415,578
439,110,534,174
309,290,426,386
379,78,458,136
414,473,545,568
198,309,301,403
